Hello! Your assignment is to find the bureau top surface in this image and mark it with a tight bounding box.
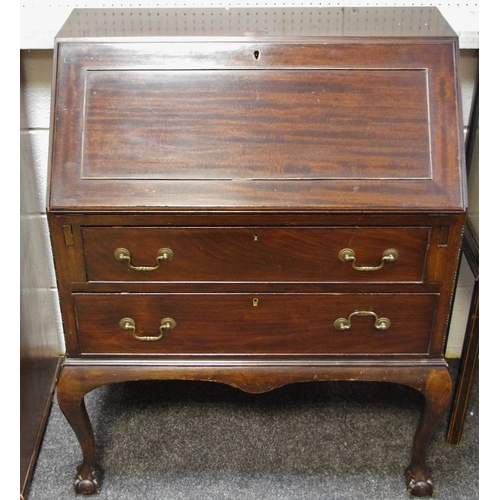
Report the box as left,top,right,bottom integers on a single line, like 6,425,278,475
48,7,465,213
56,7,456,42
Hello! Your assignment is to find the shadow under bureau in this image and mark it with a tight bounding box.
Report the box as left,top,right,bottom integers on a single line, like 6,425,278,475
47,7,467,496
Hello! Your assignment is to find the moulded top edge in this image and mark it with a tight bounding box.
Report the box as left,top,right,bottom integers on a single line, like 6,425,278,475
55,7,457,42
47,202,468,215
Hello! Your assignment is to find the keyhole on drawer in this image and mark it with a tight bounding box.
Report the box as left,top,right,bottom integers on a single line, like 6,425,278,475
253,233,259,241
253,298,259,307
253,50,260,60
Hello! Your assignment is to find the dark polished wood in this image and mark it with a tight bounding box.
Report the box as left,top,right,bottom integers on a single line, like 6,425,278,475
50,39,463,211
82,69,430,180
48,7,466,497
82,226,430,283
73,292,437,355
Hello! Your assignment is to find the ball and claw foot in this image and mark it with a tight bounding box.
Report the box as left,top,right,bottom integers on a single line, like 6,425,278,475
73,465,102,495
405,465,434,497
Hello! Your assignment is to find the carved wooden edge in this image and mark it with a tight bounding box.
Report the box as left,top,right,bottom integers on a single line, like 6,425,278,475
57,360,452,496
58,359,449,394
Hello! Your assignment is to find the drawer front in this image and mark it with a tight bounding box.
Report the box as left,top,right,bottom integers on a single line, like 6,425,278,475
82,227,429,283
73,293,436,355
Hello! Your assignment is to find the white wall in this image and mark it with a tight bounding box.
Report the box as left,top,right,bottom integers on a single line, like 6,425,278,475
20,1,479,357
21,50,65,354
21,67,63,357
20,1,479,49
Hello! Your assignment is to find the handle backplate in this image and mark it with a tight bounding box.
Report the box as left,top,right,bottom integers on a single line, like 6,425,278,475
114,247,173,271
119,317,177,342
334,310,391,331
338,247,399,272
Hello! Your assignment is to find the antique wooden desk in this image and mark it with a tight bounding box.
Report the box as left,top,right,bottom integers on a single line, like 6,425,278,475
47,7,466,496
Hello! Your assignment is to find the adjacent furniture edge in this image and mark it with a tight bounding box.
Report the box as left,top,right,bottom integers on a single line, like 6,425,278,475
446,76,479,446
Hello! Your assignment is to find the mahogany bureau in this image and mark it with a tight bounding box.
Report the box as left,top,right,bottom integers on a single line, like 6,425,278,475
47,7,467,496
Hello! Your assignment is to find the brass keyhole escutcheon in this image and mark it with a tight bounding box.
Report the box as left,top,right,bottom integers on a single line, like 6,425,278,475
253,298,259,307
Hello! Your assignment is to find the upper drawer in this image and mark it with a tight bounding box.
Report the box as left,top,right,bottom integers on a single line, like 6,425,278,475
82,226,429,283
48,41,465,212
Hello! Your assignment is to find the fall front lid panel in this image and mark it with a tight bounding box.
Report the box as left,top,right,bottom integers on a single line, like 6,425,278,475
49,40,464,211
82,69,430,181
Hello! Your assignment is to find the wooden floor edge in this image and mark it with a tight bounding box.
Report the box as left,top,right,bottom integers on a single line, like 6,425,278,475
21,357,64,500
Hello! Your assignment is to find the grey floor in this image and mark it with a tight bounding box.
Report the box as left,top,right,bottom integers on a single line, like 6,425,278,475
27,359,478,500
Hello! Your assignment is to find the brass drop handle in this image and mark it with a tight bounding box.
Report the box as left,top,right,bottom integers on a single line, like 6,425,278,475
334,311,391,331
114,247,173,271
119,317,177,342
338,248,399,272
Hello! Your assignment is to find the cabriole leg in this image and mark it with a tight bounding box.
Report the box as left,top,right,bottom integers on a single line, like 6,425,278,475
57,366,102,495
404,368,452,496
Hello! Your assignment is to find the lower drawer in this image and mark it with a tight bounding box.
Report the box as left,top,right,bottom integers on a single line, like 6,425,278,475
73,293,437,356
